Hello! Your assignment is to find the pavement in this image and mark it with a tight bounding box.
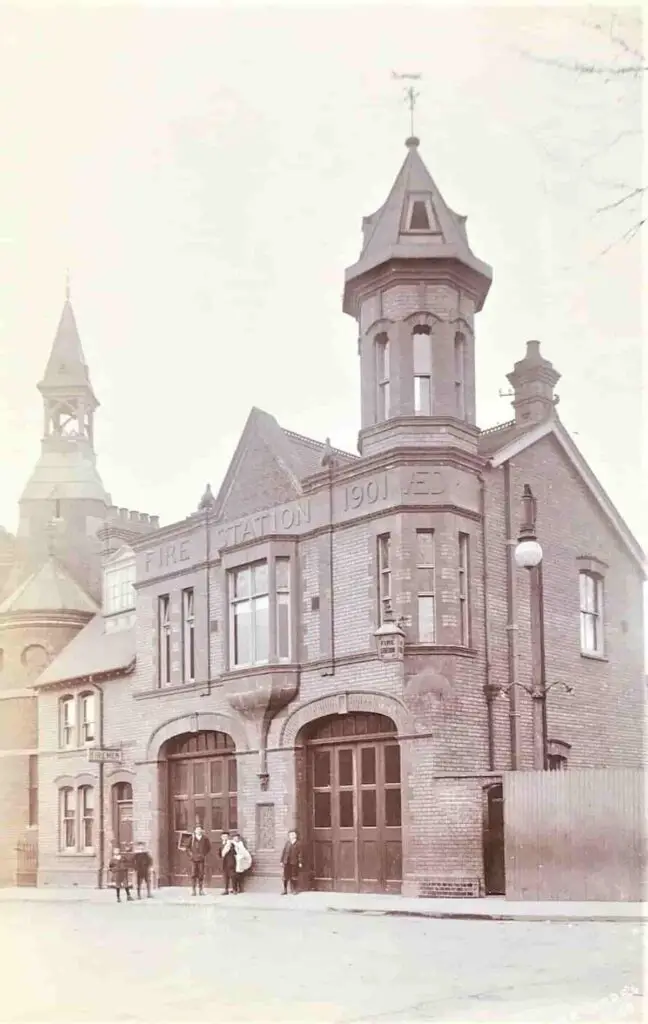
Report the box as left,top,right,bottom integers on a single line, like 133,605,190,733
0,884,645,922
0,898,644,1022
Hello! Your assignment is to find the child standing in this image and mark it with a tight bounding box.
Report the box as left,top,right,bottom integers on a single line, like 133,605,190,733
218,832,236,895
133,842,153,899
109,846,133,902
231,833,252,894
280,830,303,895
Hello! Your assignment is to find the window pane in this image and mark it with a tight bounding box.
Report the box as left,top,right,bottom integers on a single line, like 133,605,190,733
414,375,431,414
193,763,205,795
376,337,389,378
228,758,237,793
385,788,402,827
194,804,206,828
233,604,252,665
384,745,401,785
417,567,435,592
313,750,331,788
174,800,188,832
232,568,250,600
83,787,94,813
338,749,353,788
418,595,436,642
171,762,189,794
254,595,269,662
413,330,431,373
211,799,224,832
228,795,238,829
410,201,431,230
417,531,435,565
252,562,268,595
276,557,290,591
361,747,376,785
314,791,331,828
210,761,223,794
339,791,354,828
362,789,377,828
277,593,290,659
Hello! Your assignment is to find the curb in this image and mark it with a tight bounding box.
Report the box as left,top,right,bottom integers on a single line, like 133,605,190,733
0,892,644,924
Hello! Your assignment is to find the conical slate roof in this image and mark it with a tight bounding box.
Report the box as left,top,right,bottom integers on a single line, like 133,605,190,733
38,299,97,401
344,137,492,309
0,556,99,615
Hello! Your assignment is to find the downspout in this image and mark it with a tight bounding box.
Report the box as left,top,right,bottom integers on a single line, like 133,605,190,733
200,503,212,698
325,462,336,676
504,463,519,770
479,473,496,770
95,679,105,889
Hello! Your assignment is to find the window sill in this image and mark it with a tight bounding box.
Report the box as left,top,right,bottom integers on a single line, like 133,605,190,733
405,644,478,659
58,851,96,859
580,651,608,663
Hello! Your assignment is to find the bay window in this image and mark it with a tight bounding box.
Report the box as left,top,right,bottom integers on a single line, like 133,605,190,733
377,534,392,624
276,557,291,661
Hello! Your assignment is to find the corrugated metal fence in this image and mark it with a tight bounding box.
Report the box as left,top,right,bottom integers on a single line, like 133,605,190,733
504,769,646,901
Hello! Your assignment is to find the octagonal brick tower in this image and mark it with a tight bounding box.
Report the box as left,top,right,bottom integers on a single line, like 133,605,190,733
343,136,492,458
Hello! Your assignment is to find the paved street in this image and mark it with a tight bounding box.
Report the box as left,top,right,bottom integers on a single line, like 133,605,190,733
0,899,643,1023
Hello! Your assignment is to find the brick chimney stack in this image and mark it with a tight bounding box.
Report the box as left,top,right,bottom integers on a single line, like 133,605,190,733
507,340,560,426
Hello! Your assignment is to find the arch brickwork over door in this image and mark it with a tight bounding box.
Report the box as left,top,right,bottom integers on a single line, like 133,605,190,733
163,730,237,886
302,712,402,894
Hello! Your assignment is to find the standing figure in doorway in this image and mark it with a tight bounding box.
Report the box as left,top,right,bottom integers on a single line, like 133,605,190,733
218,831,236,895
109,846,133,902
133,842,153,899
280,829,304,895
231,833,252,894
187,824,211,896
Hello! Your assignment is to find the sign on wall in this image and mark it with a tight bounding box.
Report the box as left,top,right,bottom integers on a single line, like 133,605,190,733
88,747,123,764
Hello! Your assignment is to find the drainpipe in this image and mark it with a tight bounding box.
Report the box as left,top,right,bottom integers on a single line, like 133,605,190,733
94,679,105,889
479,473,496,770
503,463,519,770
200,503,212,698
322,460,336,677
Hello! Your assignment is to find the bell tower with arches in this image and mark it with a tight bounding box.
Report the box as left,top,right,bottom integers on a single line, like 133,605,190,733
343,136,492,458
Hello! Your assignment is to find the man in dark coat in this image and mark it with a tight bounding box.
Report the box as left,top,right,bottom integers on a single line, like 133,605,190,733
133,842,153,899
187,825,211,895
280,829,304,895
109,846,133,902
218,831,236,895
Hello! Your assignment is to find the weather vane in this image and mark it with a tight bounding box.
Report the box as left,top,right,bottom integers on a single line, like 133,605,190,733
391,71,422,138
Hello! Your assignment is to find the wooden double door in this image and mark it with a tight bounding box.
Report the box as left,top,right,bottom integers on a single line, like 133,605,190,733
306,713,402,894
166,731,237,886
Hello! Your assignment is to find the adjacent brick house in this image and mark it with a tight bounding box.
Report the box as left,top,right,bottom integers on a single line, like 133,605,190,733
0,296,158,886
31,136,645,896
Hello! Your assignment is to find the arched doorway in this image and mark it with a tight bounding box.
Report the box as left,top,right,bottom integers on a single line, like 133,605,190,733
162,730,237,886
301,712,402,894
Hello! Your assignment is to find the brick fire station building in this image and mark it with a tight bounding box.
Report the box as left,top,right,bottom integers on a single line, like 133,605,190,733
22,136,646,896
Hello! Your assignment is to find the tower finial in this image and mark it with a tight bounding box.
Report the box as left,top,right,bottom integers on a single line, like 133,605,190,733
391,71,422,142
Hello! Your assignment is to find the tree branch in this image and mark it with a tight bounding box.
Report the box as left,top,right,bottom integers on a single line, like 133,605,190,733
595,186,646,215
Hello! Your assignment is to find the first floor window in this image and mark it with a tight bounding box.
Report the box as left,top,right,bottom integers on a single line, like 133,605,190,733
61,788,76,850
80,786,94,849
159,594,171,684
416,530,436,643
28,755,38,827
579,571,604,654
60,696,75,749
275,557,291,660
80,692,95,744
182,588,195,682
229,562,269,668
377,534,391,623
458,532,470,645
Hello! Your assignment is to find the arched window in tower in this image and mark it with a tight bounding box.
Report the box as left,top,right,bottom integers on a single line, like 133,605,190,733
413,327,432,415
454,332,467,418
375,334,390,421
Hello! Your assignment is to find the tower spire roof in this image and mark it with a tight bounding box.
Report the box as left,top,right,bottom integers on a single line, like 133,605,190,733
38,295,96,399
343,137,492,314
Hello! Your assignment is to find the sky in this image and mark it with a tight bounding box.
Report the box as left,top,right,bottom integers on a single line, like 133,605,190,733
0,3,644,554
